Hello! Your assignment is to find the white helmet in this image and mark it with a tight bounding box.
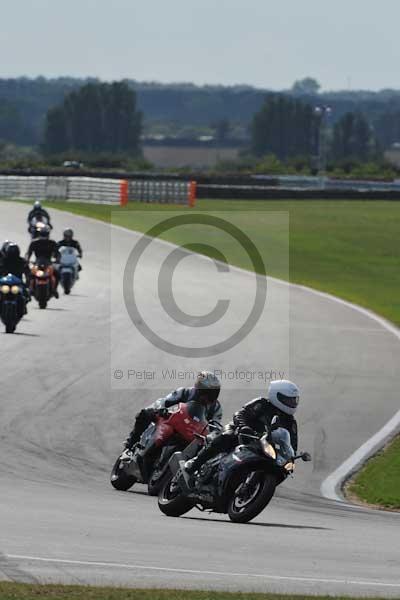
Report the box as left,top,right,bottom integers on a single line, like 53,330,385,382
267,380,300,416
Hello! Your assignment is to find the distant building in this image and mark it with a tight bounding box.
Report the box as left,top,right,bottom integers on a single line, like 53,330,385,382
142,137,246,168
384,143,400,168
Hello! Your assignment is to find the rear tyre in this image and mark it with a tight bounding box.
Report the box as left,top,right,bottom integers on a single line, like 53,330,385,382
5,322,15,334
62,273,72,295
37,286,48,309
158,473,195,517
227,471,276,524
110,457,137,491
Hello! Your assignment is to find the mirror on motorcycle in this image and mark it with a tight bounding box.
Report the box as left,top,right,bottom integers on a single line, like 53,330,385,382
301,452,312,462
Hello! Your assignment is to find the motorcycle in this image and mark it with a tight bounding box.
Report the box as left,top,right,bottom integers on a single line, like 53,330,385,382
59,246,79,295
30,260,57,309
0,274,26,333
158,426,312,524
110,402,215,496
28,216,51,239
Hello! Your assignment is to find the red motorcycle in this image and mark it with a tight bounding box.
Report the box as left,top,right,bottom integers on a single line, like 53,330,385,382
30,261,57,309
110,402,216,496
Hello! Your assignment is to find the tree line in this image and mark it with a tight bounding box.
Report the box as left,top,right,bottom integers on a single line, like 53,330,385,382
0,77,398,169
251,94,377,164
43,82,142,155
3,76,400,151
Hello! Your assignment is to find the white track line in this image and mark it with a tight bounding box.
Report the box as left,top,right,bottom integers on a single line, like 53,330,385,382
44,206,400,503
6,554,400,589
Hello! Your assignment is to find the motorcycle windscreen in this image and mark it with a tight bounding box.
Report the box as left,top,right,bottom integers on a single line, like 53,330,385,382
271,428,294,466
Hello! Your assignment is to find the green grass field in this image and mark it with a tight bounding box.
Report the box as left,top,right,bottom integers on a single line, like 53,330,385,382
49,198,400,325
348,436,400,509
0,583,391,600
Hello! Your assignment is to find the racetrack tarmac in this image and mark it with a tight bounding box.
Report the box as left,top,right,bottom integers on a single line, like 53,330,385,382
0,201,399,596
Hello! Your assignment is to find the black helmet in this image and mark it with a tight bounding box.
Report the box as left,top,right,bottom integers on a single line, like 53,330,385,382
194,371,221,404
5,243,20,259
1,240,10,256
33,201,42,210
63,228,74,240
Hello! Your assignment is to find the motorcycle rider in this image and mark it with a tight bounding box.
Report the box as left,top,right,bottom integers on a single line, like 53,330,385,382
27,201,51,225
0,240,10,272
57,228,83,271
0,243,31,307
124,371,222,451
26,225,60,298
183,379,299,478
27,201,52,235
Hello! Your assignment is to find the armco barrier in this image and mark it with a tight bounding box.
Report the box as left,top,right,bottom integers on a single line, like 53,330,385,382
0,175,196,206
128,179,196,205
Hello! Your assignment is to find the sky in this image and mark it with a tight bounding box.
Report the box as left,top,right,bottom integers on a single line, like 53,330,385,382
1,0,399,91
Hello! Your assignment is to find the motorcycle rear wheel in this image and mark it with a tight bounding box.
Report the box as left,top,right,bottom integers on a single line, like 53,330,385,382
110,457,137,491
158,474,195,517
227,470,276,524
62,274,72,295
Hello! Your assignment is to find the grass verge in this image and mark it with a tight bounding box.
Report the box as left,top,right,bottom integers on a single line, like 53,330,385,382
0,582,391,600
347,435,400,510
32,198,400,326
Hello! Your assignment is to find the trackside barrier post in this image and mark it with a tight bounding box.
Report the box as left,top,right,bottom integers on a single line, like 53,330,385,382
189,181,197,207
120,180,129,206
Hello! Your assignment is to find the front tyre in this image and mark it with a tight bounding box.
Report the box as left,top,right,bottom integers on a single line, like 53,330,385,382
228,470,276,524
148,466,170,497
110,457,137,491
158,473,195,517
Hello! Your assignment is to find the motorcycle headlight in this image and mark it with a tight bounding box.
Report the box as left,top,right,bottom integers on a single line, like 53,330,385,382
11,286,20,295
36,270,45,277
261,436,276,460
284,462,295,472
1,285,10,294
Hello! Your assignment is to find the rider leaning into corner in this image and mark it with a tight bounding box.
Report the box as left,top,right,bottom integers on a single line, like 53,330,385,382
124,371,223,451
183,379,299,478
26,224,61,298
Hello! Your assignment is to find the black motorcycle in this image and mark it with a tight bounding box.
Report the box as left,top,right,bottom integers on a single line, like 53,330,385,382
158,427,311,524
0,274,26,333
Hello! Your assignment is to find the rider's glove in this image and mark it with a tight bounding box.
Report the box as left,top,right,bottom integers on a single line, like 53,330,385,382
157,408,169,419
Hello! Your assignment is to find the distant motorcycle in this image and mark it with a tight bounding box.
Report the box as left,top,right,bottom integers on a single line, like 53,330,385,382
28,216,51,239
158,427,312,524
0,274,25,333
59,246,79,295
110,402,213,496
30,261,56,309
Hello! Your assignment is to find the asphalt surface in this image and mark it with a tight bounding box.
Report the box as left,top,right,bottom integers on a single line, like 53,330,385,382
0,201,399,596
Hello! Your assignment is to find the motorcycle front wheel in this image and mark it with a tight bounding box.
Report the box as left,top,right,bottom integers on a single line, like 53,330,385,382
110,457,137,491
227,470,276,524
148,466,170,497
158,473,195,517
